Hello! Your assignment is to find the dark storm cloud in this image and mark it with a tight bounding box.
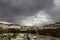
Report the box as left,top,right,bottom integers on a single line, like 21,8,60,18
0,0,54,24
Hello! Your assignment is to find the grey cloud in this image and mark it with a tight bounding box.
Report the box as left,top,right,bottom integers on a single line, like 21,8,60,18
0,0,54,24
46,7,60,22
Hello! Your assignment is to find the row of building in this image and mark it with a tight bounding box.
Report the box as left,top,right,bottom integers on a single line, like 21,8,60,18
43,22,60,29
0,22,60,31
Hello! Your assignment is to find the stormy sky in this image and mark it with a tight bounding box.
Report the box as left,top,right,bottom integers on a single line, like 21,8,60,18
0,0,60,26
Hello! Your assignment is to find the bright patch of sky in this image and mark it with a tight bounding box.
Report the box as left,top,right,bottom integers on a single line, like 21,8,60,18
21,11,53,26
54,0,60,6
